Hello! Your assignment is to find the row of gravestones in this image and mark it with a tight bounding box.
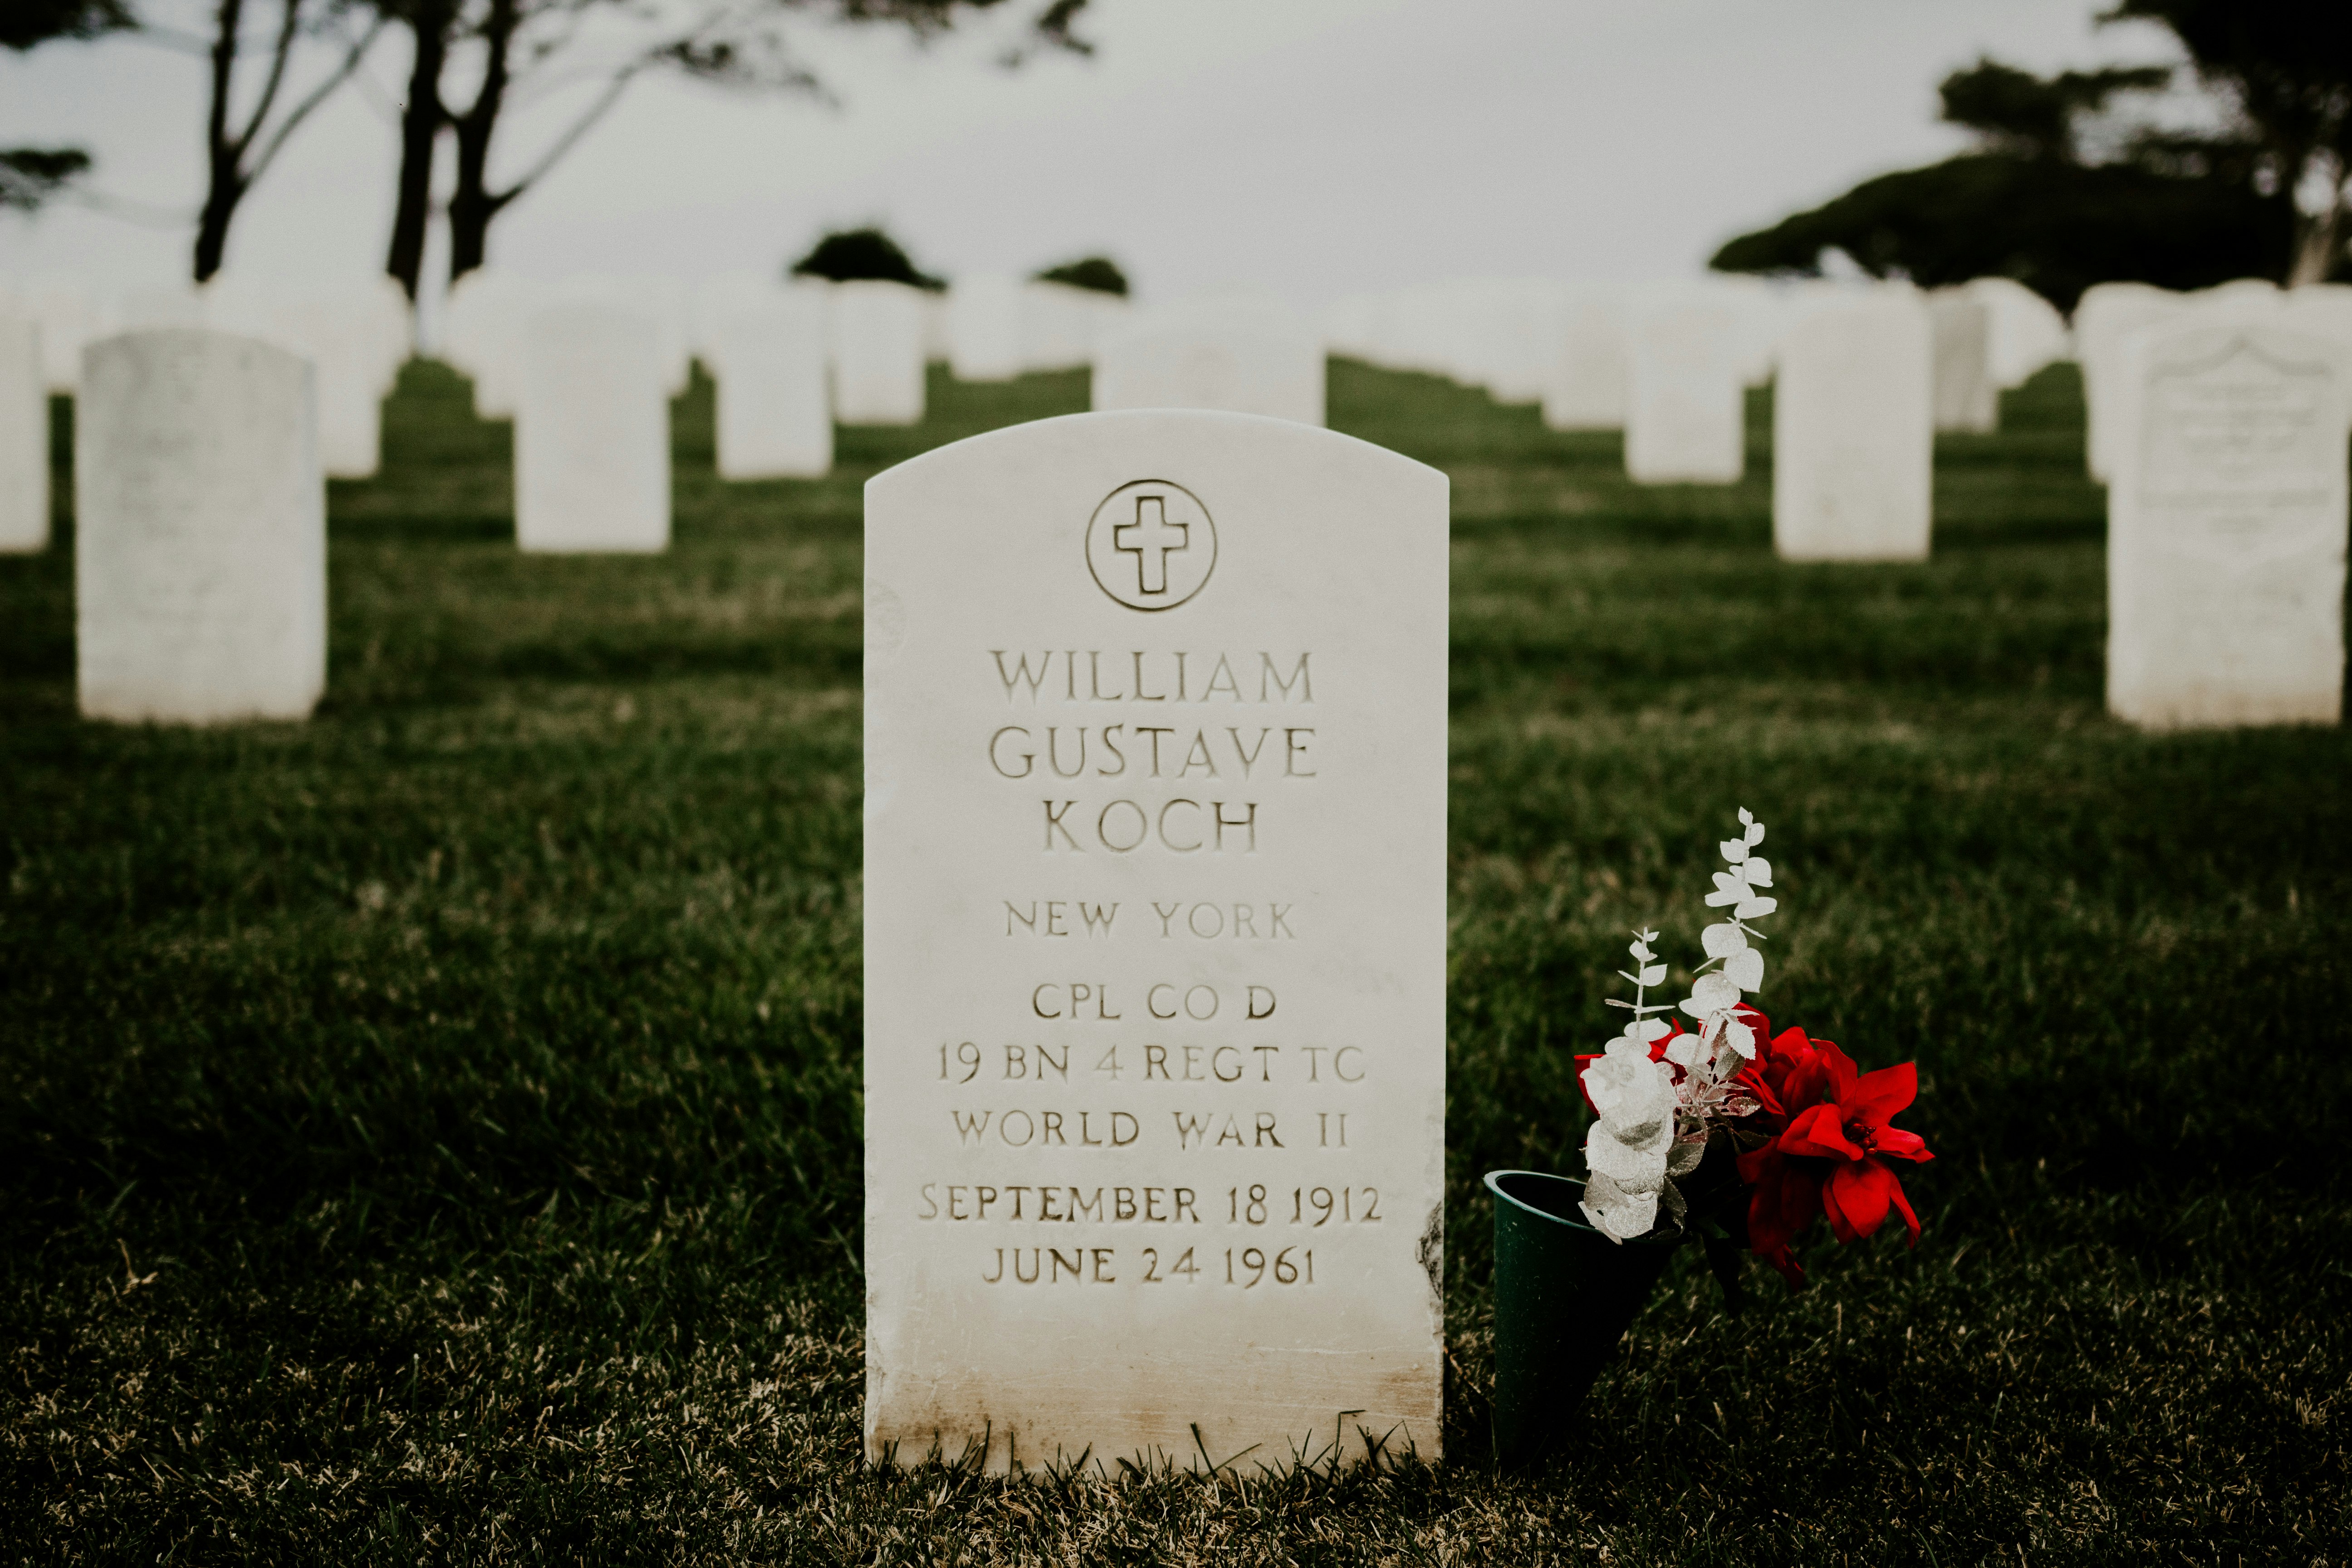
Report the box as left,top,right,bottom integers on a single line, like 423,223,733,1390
1326,274,2068,431
853,301,2346,1465
872,292,2351,1470
3,272,2346,730
2,307,2346,1475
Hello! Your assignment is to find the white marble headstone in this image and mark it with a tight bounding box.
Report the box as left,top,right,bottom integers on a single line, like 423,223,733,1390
1929,291,1997,433
1624,292,1747,483
1092,302,1325,426
15,278,96,394
281,291,408,480
832,280,930,425
75,329,325,723
1963,277,2069,390
1021,281,1122,374
2108,321,2351,729
514,302,670,553
708,290,833,480
1469,279,1563,404
1541,288,1628,431
442,270,537,420
0,315,45,553
948,274,1025,383
2074,282,2187,483
863,409,1447,1473
1773,293,1933,562
115,288,208,332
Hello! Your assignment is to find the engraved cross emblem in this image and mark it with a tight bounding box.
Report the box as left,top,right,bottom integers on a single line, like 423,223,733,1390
1085,479,1215,611
1113,495,1189,597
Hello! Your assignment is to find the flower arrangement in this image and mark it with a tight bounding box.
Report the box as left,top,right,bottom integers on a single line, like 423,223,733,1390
1577,809,1932,1288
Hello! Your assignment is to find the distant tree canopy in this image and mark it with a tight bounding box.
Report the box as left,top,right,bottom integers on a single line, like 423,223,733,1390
2106,0,2352,283
1713,26,2340,306
0,147,93,211
791,228,946,291
1710,155,2288,310
0,0,133,49
2,0,131,215
1033,256,1127,295
1936,59,2171,163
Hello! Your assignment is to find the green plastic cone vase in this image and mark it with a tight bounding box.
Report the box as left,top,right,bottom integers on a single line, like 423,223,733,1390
1485,1169,1679,1469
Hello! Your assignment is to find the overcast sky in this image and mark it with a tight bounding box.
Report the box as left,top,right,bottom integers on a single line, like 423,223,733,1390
3,0,2186,311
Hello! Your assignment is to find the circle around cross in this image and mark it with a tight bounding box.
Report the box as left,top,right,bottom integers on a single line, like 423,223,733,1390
1085,480,1217,612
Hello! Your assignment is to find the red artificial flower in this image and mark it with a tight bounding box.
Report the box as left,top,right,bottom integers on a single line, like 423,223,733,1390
1776,1042,1932,1245
1733,1022,1830,1123
1736,1141,1821,1286
1735,1035,1932,1286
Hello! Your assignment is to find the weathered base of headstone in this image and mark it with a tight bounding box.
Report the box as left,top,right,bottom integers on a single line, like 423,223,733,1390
75,329,325,723
864,410,1446,1475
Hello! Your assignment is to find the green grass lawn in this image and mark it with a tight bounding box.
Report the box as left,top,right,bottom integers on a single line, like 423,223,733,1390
3,358,2347,1565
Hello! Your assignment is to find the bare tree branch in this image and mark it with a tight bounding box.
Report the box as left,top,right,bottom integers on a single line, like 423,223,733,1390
229,0,312,163
248,15,389,182
489,53,646,205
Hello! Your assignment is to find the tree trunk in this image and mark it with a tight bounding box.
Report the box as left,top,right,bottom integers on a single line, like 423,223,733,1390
384,1,451,301
191,178,245,283
445,0,515,286
192,0,245,282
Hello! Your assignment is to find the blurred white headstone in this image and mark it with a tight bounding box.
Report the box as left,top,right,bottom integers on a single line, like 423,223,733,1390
1774,292,1933,561
863,407,1448,1473
442,270,536,419
2092,280,2303,494
2074,282,2188,482
201,276,410,480
1625,292,1747,483
1322,292,1382,362
75,328,325,722
1092,300,1325,425
1021,281,1120,373
1929,291,1997,433
709,289,832,480
2283,282,2352,349
15,278,97,394
1542,287,1628,431
948,274,1024,382
1963,277,2069,389
0,314,45,552
514,302,669,553
2108,320,2352,729
832,280,929,425
1712,274,1787,389
1472,279,1563,404
116,288,207,331
692,270,777,364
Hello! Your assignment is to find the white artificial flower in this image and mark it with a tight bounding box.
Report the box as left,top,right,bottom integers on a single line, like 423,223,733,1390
1584,1035,1675,1142
1579,1036,1677,1242
1578,1171,1657,1241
